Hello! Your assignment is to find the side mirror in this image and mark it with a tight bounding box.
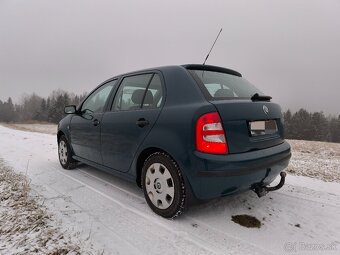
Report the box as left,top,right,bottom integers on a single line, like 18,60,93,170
64,105,77,114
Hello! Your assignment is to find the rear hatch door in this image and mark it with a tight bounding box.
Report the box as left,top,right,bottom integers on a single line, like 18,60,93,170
186,66,284,154
212,100,284,154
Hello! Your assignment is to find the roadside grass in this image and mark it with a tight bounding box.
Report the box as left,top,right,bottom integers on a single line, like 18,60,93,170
0,159,99,255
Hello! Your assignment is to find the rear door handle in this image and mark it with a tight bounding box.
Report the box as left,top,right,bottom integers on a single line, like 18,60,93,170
93,119,100,126
136,118,149,128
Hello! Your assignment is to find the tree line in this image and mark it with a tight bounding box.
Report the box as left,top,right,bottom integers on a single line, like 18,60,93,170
0,93,339,143
0,90,87,124
284,109,340,143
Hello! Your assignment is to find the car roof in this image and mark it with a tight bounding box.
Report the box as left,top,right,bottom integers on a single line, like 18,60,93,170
109,64,241,79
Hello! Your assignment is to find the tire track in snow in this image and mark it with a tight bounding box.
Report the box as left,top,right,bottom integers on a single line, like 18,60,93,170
29,178,144,255
29,163,217,254
50,165,220,255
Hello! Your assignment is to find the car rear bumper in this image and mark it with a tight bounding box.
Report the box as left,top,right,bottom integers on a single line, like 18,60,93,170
189,141,291,199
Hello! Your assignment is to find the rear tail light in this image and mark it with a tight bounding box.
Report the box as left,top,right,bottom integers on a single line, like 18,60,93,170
196,112,228,154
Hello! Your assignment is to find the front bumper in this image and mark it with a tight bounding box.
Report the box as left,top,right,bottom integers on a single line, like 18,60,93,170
188,141,291,200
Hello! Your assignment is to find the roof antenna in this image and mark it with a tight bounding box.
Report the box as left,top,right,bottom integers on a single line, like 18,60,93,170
203,28,223,65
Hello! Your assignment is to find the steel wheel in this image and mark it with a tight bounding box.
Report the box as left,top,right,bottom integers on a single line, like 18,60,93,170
145,163,175,209
59,140,68,166
142,152,187,218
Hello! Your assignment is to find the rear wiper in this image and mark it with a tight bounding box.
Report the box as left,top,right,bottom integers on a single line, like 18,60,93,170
251,93,272,102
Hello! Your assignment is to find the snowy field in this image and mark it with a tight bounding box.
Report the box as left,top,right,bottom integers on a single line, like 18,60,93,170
288,140,340,182
0,124,339,255
1,123,57,135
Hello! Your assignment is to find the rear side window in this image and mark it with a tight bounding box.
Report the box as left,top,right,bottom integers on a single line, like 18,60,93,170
112,73,164,111
112,74,153,111
193,70,262,99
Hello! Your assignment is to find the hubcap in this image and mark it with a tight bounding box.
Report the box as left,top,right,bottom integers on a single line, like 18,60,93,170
145,163,174,209
58,140,68,165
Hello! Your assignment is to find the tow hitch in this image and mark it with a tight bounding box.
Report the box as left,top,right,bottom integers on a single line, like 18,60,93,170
253,172,286,197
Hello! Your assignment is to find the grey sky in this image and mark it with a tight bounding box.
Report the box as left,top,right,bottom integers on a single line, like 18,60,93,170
1,0,339,114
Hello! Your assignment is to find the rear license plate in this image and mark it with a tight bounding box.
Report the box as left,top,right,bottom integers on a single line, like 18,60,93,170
249,120,278,136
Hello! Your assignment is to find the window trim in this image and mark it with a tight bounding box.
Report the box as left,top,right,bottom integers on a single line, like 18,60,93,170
140,73,155,109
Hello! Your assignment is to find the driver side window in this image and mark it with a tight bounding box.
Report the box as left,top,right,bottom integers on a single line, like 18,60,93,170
81,80,116,113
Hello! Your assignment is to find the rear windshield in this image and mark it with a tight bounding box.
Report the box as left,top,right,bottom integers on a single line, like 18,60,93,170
193,70,262,99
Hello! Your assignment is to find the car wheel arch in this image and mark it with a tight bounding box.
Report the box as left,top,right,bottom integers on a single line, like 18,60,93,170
136,147,177,188
135,146,197,205
57,130,76,156
57,130,65,143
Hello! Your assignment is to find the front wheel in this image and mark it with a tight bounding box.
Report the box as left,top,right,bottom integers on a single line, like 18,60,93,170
58,135,77,169
142,152,187,219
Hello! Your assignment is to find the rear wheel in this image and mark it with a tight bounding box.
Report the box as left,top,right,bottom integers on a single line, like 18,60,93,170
58,135,77,169
142,152,186,219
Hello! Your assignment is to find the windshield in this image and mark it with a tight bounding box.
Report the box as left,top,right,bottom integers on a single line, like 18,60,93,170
193,70,263,99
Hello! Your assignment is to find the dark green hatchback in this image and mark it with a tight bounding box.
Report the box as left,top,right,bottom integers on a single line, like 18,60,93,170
57,64,291,218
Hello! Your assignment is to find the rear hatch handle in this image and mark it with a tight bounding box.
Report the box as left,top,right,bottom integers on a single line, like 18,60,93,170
251,93,272,102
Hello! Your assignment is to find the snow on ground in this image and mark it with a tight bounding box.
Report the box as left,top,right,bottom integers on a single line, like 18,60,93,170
287,139,340,182
0,124,339,254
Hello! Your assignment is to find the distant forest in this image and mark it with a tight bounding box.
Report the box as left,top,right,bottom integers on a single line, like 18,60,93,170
0,90,87,124
283,109,340,143
0,91,339,143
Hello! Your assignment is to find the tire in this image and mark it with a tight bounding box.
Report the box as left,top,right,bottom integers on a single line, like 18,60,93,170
142,152,186,219
58,135,77,170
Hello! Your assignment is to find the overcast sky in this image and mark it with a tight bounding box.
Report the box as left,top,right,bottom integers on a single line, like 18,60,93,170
1,0,339,114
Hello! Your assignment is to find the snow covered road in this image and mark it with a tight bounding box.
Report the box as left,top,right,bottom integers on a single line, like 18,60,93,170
0,125,339,254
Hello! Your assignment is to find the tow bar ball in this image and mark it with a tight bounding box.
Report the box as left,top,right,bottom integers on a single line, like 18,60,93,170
253,172,287,197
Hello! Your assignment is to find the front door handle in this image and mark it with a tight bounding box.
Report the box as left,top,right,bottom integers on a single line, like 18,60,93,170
93,119,100,126
136,118,149,128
